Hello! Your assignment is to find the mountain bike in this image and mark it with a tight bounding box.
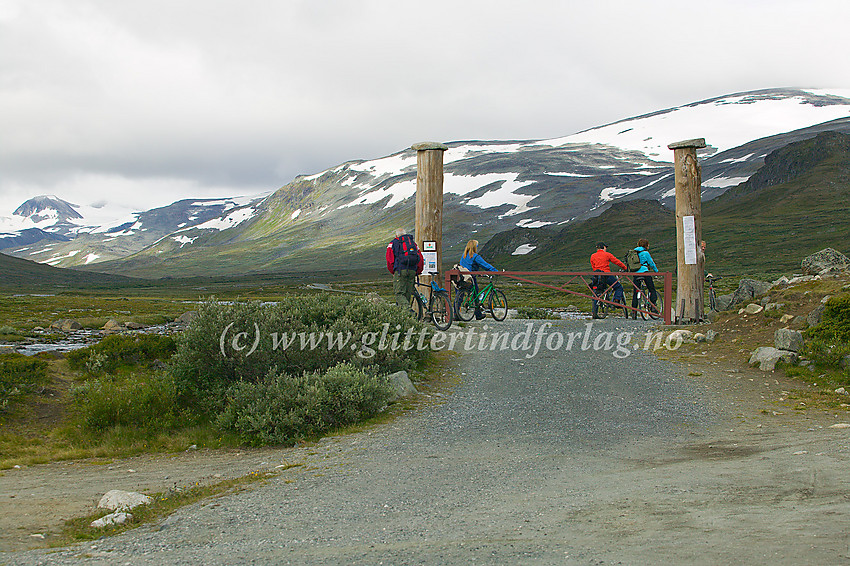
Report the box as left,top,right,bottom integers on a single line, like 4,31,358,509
411,278,453,331
634,286,664,320
455,274,508,322
706,274,722,312
592,274,627,319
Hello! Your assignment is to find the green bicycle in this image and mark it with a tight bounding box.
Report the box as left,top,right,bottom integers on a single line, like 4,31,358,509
454,274,508,322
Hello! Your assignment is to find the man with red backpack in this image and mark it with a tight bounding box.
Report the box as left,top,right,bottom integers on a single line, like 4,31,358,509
386,228,424,310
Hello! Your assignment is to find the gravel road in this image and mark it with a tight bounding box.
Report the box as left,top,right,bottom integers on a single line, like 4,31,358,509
4,318,850,565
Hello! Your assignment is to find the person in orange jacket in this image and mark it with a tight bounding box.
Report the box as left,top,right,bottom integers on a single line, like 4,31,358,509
590,242,627,319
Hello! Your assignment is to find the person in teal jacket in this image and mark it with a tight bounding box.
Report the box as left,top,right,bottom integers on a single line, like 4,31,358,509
630,238,659,318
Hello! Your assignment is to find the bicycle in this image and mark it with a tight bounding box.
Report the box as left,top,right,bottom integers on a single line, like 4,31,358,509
634,286,664,320
411,278,453,331
454,274,508,322
592,275,627,319
706,274,722,312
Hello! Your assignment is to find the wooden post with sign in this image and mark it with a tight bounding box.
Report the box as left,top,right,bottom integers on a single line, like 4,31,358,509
668,138,706,323
412,142,448,298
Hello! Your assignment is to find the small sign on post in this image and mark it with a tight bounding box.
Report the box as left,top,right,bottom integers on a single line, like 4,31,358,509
422,241,438,274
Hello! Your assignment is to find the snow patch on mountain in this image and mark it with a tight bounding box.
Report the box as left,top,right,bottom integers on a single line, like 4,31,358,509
540,92,850,159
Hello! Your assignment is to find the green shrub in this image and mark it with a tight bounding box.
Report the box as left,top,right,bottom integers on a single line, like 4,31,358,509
803,295,850,369
1,353,50,413
806,294,850,343
216,362,393,446
68,334,176,374
171,296,425,411
72,372,182,432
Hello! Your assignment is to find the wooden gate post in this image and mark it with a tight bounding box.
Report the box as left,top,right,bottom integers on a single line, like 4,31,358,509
668,138,706,324
412,142,448,295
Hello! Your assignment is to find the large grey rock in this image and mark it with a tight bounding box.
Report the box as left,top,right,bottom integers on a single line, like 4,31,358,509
386,370,417,402
801,247,850,275
715,294,734,311
728,279,773,308
749,347,798,371
774,328,804,352
174,311,198,325
102,319,124,332
91,511,132,528
807,295,832,327
98,490,152,511
50,319,82,332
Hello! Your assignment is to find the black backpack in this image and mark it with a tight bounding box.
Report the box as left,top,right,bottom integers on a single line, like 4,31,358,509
396,234,420,270
625,248,643,272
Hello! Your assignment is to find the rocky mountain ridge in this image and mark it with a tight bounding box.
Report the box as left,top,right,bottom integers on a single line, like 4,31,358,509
3,88,850,276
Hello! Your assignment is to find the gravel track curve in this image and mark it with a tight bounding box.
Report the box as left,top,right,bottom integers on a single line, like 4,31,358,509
5,318,850,565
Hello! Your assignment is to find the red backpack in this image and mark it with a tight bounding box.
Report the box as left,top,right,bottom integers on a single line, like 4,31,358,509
397,234,420,270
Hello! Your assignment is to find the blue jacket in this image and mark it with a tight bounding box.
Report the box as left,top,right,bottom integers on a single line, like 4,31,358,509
634,247,658,273
459,253,496,272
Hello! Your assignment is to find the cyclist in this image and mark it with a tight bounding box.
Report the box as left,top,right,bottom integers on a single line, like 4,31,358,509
590,242,627,319
459,239,498,319
629,238,659,319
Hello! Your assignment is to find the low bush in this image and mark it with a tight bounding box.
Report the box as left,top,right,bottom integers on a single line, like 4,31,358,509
216,363,393,446
72,372,183,432
67,334,176,375
0,353,50,413
803,294,850,370
806,294,850,343
171,296,425,411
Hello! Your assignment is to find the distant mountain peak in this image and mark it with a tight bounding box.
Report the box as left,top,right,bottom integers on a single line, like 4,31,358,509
13,195,82,221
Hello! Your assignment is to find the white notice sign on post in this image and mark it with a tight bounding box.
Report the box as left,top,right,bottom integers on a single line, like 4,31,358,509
422,251,438,274
682,215,697,265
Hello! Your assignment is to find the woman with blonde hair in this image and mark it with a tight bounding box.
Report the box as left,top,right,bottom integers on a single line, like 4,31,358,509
459,239,497,273
457,239,498,319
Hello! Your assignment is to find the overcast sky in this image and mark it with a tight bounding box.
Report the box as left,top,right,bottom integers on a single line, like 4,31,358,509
2,0,849,218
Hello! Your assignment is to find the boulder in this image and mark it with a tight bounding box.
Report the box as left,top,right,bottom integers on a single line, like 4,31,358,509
749,347,797,371
728,279,773,308
50,319,82,332
801,248,850,275
705,329,719,343
102,319,124,332
714,294,734,311
764,303,785,312
779,314,795,324
667,329,693,344
125,322,146,330
98,490,152,511
386,370,417,402
807,296,832,327
774,328,804,352
174,311,198,325
743,303,764,315
91,512,132,528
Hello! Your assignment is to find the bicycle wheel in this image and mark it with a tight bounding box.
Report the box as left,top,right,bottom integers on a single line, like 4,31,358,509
429,291,453,331
455,289,476,322
488,289,508,321
410,294,424,321
637,291,647,321
648,290,663,320
599,288,613,317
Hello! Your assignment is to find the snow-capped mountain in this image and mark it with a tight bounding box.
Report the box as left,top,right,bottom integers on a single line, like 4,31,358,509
1,194,268,267
3,88,850,274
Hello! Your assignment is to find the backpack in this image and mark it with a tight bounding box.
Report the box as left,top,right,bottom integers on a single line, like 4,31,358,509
396,234,420,270
625,248,643,272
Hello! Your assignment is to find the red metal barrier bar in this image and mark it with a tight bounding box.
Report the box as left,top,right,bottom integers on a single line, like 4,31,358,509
444,270,674,324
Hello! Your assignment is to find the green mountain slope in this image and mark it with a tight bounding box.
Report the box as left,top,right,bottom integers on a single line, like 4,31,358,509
484,131,850,277
0,252,141,290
